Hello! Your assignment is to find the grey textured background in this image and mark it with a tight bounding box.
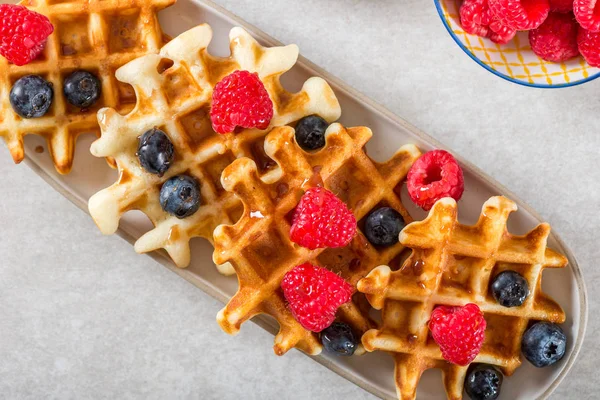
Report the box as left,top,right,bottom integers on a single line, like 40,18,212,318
1,0,598,399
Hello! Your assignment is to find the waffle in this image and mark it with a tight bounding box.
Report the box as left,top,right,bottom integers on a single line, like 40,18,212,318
212,123,421,356
88,24,341,269
357,196,567,400
0,0,174,174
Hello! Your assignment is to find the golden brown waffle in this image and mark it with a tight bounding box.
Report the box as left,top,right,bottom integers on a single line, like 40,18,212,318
212,123,421,356
0,0,174,174
88,24,341,268
358,196,567,400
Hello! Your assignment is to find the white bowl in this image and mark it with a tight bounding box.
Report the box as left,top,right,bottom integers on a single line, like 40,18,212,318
436,0,600,88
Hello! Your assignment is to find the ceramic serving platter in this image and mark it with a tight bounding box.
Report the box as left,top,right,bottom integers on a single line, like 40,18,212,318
8,0,587,399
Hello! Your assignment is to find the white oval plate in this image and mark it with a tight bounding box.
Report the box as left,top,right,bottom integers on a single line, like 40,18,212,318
9,0,587,399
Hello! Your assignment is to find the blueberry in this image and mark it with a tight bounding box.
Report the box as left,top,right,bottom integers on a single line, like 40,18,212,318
491,270,529,307
320,322,358,356
137,128,175,176
63,70,102,108
464,364,503,400
10,75,54,118
160,175,201,219
522,322,566,367
295,115,329,151
364,207,405,247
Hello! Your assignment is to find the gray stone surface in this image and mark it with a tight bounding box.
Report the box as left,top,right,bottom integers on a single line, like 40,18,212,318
0,0,598,399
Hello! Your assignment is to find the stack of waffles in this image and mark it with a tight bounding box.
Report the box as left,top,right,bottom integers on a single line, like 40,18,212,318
0,2,570,399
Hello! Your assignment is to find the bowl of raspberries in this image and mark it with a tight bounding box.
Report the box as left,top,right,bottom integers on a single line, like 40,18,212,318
435,0,600,87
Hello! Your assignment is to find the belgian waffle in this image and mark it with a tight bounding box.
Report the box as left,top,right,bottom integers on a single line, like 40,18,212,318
88,24,341,268
0,0,174,174
358,196,567,400
212,124,421,356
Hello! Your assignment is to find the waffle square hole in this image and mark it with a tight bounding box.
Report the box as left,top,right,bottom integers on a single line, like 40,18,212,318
202,151,236,196
163,63,202,106
481,313,523,359
325,160,377,210
176,106,215,152
397,250,439,292
55,14,92,57
106,10,142,53
318,245,366,279
60,68,106,115
437,254,482,297
241,226,297,281
383,300,426,341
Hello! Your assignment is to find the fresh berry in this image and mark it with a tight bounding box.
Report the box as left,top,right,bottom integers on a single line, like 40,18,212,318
137,128,175,176
321,322,358,356
488,19,518,43
210,70,273,134
522,322,566,367
281,263,354,332
491,271,530,307
63,70,102,108
290,187,357,250
550,0,574,12
488,0,551,30
160,175,201,219
528,12,580,62
10,75,53,118
460,0,493,37
429,303,486,366
364,207,405,247
0,5,54,66
574,0,600,32
578,28,600,67
406,150,465,211
465,364,503,400
295,115,329,151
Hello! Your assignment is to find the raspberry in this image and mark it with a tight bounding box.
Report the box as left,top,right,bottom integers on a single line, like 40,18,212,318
210,70,274,134
429,303,487,366
460,0,493,37
281,263,354,332
488,0,551,30
574,0,600,32
529,12,580,62
578,28,600,66
406,150,465,211
550,0,574,12
0,5,54,66
489,19,518,43
290,187,357,250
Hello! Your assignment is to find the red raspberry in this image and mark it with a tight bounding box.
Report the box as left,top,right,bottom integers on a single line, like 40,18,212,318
574,0,600,32
529,12,580,62
406,150,464,211
489,19,518,43
488,0,551,30
550,0,574,12
210,70,274,134
429,303,487,366
281,263,354,332
290,187,357,250
0,4,54,66
460,0,493,37
578,28,600,66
